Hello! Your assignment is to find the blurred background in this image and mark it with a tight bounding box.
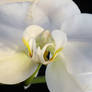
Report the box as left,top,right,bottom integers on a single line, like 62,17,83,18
0,0,92,92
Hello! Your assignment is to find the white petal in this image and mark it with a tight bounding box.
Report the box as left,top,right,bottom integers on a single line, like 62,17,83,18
51,30,67,49
30,0,80,30
46,58,83,92
73,73,92,92
0,2,31,28
51,1,80,29
61,14,92,91
61,14,92,41
36,1,80,30
0,50,38,84
0,0,33,5
70,41,92,66
62,42,92,92
23,25,44,41
37,0,72,14
0,22,38,85
62,42,92,74
0,23,24,49
27,5,50,29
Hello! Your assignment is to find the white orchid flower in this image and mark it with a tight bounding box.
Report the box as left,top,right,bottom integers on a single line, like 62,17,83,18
0,0,92,92
0,0,80,84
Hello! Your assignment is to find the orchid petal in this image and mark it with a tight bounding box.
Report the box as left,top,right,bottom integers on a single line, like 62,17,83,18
73,73,92,92
0,23,38,84
0,0,33,5
37,1,80,30
46,57,83,92
62,42,92,74
23,25,44,41
61,14,92,91
22,25,44,55
0,23,24,49
27,0,80,30
62,42,92,92
51,30,67,49
51,1,80,29
61,14,92,42
26,5,50,29
37,0,72,14
0,2,31,28
0,50,38,84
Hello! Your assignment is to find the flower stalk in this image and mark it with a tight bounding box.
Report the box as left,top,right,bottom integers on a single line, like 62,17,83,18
31,76,46,84
24,64,42,86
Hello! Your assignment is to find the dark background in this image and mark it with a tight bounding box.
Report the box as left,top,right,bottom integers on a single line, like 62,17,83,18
0,0,92,92
74,0,92,13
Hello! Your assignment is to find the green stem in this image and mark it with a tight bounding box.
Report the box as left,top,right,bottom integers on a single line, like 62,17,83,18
24,64,42,86
31,76,46,84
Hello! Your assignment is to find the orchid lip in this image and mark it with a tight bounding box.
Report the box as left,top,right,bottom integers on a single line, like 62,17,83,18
40,42,64,65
